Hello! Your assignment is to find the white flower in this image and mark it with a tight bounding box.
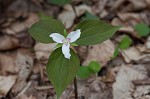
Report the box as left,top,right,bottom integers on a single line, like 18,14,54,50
49,29,81,59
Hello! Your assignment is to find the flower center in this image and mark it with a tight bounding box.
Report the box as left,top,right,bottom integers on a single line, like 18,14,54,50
63,38,71,45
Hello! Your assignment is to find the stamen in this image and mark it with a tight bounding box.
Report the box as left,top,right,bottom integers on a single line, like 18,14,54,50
66,38,71,42
62,38,71,46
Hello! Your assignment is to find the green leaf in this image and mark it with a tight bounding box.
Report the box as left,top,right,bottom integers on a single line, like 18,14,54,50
74,20,121,46
38,12,53,20
77,66,93,79
89,61,101,73
112,35,132,59
112,47,119,59
28,18,65,43
118,35,132,49
134,23,150,37
55,43,63,48
71,43,78,46
48,0,72,6
63,29,68,37
46,48,80,99
82,12,99,21
77,61,102,79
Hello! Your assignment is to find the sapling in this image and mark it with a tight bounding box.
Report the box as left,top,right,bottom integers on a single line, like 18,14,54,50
77,61,102,79
113,35,132,59
28,16,120,99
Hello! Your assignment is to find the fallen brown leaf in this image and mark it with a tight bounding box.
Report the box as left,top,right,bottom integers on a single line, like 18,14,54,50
113,64,148,99
83,40,115,66
58,5,76,29
0,75,17,98
121,47,146,63
34,43,56,63
0,35,19,51
0,54,18,75
11,53,33,94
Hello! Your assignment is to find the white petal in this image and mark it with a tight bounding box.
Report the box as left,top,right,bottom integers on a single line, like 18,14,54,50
50,33,65,43
67,29,81,43
62,43,71,59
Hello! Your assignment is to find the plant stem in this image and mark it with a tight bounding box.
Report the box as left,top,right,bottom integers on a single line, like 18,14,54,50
74,77,78,99
71,3,77,18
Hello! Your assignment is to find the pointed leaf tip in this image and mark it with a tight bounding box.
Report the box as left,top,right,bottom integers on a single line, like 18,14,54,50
46,48,80,98
74,20,121,46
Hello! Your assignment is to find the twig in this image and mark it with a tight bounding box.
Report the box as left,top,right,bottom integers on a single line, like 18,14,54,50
35,86,53,90
132,79,150,86
74,77,78,99
66,88,74,99
17,81,32,97
71,3,78,18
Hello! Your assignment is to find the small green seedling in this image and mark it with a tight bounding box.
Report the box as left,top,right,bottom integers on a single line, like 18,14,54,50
77,61,101,79
113,35,132,58
134,23,150,37
118,35,132,49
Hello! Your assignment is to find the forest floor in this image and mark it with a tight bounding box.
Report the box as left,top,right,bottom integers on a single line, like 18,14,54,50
0,0,150,99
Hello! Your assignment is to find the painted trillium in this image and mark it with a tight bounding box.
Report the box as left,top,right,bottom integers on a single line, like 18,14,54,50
50,29,81,59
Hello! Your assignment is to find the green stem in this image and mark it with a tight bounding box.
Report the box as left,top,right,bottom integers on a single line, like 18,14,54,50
74,77,78,99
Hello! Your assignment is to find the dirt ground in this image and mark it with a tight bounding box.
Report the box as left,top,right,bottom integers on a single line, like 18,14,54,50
0,0,150,99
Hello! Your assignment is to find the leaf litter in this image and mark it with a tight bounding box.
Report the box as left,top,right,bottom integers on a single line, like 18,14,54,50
0,0,150,99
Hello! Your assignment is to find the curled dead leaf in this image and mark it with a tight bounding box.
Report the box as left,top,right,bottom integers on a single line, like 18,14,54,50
58,5,76,29
34,43,56,63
